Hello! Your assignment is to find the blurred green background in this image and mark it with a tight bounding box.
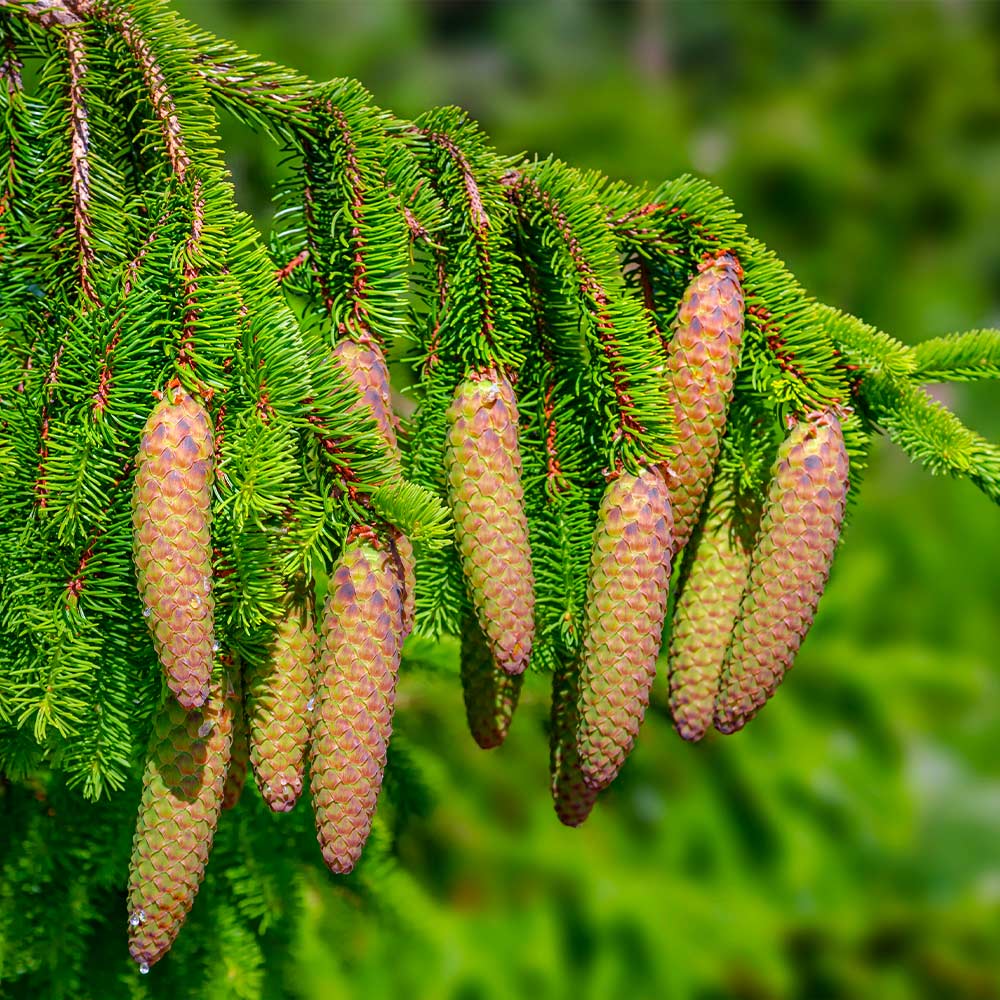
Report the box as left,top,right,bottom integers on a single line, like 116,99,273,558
173,2,1000,997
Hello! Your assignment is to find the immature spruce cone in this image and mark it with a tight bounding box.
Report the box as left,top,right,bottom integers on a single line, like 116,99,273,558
665,252,744,553
714,410,849,734
667,482,752,742
132,389,215,708
331,337,400,457
223,670,248,811
310,537,404,874
445,369,535,675
576,467,673,791
460,617,523,749
332,338,416,636
127,670,234,970
247,596,316,813
550,660,598,827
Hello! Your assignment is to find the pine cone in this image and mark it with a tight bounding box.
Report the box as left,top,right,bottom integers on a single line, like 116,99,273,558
247,595,316,813
445,369,535,675
667,482,752,742
332,338,416,636
550,660,598,828
132,389,215,709
576,466,673,791
127,669,234,971
222,668,248,810
460,616,523,749
715,410,849,734
665,252,744,553
310,536,404,874
331,337,400,459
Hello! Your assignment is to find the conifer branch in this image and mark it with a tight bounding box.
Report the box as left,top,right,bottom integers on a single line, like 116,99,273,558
65,25,97,304
911,329,1000,383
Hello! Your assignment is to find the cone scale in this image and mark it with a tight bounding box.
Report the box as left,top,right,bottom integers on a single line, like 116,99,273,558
310,537,405,874
714,409,850,734
667,482,752,742
126,670,235,970
247,596,317,813
665,252,744,554
575,466,674,791
460,617,523,750
445,369,535,675
132,389,215,709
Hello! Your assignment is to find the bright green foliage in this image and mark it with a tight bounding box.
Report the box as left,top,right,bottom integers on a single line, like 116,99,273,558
0,1,998,997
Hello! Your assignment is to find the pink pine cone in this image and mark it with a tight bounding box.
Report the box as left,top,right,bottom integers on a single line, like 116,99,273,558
665,252,744,554
714,409,849,734
310,537,404,874
132,389,215,708
445,369,535,675
127,669,234,970
667,482,752,742
247,596,316,813
460,617,523,750
550,661,598,828
332,338,416,635
575,466,674,791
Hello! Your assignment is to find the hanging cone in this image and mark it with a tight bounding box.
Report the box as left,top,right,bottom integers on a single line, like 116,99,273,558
550,659,598,828
331,337,416,637
667,481,753,742
246,595,316,813
310,535,404,874
445,368,535,675
575,466,674,791
715,409,849,734
665,252,744,553
126,667,234,971
222,667,248,810
132,388,215,709
460,616,523,749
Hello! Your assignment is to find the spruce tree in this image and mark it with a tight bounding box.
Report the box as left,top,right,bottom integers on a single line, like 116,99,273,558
0,2,997,996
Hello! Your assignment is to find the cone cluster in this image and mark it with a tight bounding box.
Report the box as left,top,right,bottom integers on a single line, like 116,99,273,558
123,252,855,969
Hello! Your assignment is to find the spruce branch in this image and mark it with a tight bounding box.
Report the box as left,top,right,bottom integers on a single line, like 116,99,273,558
911,328,1000,383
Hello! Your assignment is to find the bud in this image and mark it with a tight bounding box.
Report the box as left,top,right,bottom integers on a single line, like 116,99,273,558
667,482,752,742
715,410,849,733
310,536,404,874
445,369,535,675
576,466,673,791
132,389,215,708
127,670,233,969
550,661,597,827
665,252,744,553
247,596,316,813
460,617,523,749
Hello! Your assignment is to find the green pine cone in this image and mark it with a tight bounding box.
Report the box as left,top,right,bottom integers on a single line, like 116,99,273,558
576,466,674,791
247,595,316,813
714,409,850,734
666,252,745,553
332,338,416,636
667,482,752,742
445,369,535,675
310,536,404,875
132,389,215,709
127,669,235,971
460,616,523,750
550,660,598,828
223,668,248,811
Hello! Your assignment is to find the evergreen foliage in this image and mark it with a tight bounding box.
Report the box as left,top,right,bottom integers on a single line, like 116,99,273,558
0,1,997,996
